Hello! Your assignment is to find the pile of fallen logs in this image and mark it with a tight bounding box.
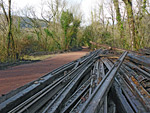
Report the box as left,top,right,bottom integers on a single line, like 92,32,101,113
0,49,150,113
139,47,150,55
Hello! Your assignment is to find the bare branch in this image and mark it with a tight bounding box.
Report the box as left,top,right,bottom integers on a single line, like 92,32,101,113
0,0,9,23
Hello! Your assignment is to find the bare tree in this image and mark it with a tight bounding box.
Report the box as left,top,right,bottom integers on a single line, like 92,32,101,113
0,0,9,23
98,4,105,28
106,1,116,45
41,0,67,49
142,0,150,15
0,0,15,59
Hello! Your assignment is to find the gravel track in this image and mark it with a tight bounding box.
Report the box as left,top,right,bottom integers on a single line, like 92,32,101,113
0,50,89,95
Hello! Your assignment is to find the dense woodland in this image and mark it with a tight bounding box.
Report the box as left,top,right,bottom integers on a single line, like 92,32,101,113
0,0,150,62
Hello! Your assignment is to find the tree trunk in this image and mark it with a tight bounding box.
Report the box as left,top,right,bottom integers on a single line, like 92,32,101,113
123,0,136,50
64,29,68,50
143,0,146,14
113,0,124,39
7,0,15,59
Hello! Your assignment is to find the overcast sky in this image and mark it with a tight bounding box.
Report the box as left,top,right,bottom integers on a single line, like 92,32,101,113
10,0,103,24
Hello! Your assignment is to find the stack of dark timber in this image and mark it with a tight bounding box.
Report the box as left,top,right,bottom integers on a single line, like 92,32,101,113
0,48,150,113
139,47,150,55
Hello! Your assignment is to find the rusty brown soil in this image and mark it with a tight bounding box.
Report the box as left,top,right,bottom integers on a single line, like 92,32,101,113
0,50,89,95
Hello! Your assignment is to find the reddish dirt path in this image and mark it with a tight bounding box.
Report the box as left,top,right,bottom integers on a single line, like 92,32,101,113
0,50,89,95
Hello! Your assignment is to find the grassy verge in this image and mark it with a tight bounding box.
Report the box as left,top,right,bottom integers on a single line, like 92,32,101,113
23,54,55,61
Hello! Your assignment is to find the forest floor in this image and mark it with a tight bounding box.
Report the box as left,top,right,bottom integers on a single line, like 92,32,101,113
0,48,89,96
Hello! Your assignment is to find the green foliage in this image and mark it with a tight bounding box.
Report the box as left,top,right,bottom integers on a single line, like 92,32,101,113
44,28,61,49
27,35,33,40
44,28,53,37
69,19,81,47
60,10,73,50
101,31,112,44
82,26,94,48
81,24,113,49
60,11,73,30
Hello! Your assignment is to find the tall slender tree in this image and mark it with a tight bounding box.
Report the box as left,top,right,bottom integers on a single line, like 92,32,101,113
113,0,124,39
7,0,15,58
122,0,136,50
0,0,15,59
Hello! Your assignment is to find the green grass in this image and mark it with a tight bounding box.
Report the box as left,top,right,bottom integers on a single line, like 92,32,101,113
23,54,55,61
